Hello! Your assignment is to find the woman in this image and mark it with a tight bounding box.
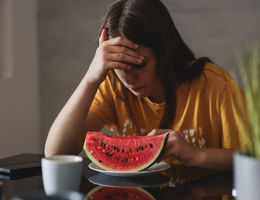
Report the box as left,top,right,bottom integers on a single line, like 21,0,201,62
45,0,247,170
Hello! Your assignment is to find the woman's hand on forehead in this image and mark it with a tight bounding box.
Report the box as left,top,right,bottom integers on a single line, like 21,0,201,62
99,31,145,67
85,29,144,85
104,35,139,51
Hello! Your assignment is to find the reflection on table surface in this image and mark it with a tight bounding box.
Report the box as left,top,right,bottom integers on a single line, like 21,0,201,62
88,173,170,188
0,158,234,200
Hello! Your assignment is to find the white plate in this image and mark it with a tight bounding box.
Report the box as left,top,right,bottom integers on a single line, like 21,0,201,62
88,161,171,177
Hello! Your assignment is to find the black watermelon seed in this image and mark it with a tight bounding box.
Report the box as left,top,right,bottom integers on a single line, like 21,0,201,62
105,152,112,157
113,146,120,151
99,160,102,163
122,149,125,153
114,157,120,161
139,146,144,151
149,143,153,148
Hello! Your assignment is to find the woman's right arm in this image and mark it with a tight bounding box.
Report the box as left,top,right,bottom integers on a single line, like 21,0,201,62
44,75,103,157
44,29,143,157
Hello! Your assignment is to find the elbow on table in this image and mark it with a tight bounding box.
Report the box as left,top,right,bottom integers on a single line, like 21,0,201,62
44,144,57,158
44,141,83,158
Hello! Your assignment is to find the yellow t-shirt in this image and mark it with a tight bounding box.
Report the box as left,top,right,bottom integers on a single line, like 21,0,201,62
90,63,247,150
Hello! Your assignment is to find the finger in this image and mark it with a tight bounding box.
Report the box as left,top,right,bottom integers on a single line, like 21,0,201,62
108,53,143,66
156,148,170,163
105,36,139,50
107,61,131,71
148,129,158,136
148,129,171,136
99,29,108,46
106,45,143,60
156,154,164,163
156,156,164,163
173,130,185,139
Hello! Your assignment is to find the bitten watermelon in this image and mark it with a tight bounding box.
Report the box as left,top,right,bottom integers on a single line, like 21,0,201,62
84,132,169,172
86,186,156,200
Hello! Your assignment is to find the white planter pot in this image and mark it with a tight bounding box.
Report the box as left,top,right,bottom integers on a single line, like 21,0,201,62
234,152,260,200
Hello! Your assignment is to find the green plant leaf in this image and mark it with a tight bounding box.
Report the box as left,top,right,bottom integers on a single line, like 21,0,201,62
235,44,260,158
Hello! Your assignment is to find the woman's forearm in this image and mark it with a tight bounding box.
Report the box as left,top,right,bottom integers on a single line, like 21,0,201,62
44,75,99,157
192,148,235,170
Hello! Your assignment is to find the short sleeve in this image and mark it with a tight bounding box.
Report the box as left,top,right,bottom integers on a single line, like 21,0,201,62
89,77,117,130
220,79,248,149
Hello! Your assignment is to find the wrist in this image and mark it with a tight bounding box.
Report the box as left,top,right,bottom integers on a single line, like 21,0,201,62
83,73,102,89
189,147,205,167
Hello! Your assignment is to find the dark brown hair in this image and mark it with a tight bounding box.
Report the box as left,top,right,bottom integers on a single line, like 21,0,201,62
99,0,211,130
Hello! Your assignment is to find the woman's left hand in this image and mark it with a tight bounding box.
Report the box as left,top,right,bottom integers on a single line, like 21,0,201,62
148,129,200,167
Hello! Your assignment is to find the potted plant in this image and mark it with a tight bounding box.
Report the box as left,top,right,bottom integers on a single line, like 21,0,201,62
233,45,260,200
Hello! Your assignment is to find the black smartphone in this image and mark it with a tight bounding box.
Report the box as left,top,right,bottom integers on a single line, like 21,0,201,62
0,153,43,179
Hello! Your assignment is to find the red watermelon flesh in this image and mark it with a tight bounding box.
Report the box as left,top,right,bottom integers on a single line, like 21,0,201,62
86,186,155,200
84,132,169,172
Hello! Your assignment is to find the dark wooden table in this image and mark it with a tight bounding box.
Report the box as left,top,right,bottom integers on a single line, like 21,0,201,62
0,156,235,200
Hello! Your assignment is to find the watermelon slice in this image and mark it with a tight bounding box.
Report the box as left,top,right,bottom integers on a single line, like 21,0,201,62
86,186,156,200
84,132,169,172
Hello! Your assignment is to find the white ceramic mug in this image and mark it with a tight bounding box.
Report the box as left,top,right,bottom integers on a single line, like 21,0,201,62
41,155,83,196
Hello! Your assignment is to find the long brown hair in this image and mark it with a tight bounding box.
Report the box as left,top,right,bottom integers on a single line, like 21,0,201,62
99,0,211,130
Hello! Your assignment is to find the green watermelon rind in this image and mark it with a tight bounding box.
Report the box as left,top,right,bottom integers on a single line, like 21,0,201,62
84,132,169,172
85,186,102,200
137,187,156,200
85,186,156,200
